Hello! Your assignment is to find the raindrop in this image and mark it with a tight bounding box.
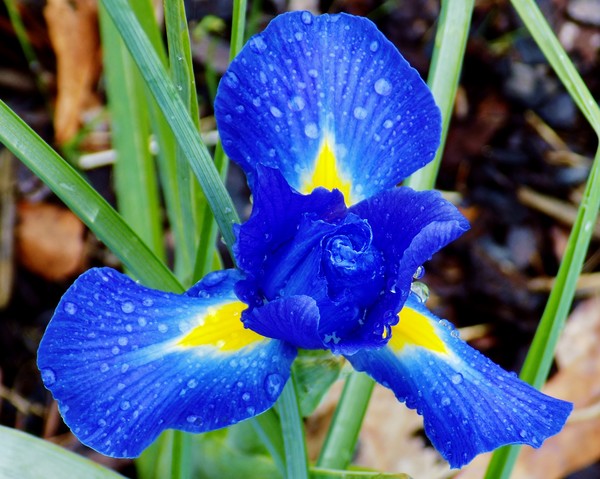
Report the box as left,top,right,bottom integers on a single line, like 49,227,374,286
138,317,147,327
304,123,319,139
142,298,154,307
270,106,283,118
242,392,251,401
187,379,198,389
158,324,168,333
120,400,131,411
308,69,318,78
111,346,120,355
288,96,306,111
410,281,430,303
98,419,107,427
369,41,379,52
264,374,284,400
64,302,77,315
187,415,198,424
249,35,267,53
118,337,128,346
413,266,425,280
383,119,393,129
353,107,367,120
246,406,256,415
451,373,463,385
41,368,56,386
235,104,245,113
252,97,261,107
374,78,392,96
450,329,460,339
125,324,133,332
117,383,126,390
225,71,239,87
100,363,109,373
121,301,135,313
121,363,129,373
294,31,303,41
441,397,451,406
519,429,527,438
301,11,313,25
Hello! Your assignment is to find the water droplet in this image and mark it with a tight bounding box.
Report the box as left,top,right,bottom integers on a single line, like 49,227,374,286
235,104,245,113
383,119,393,129
270,106,283,118
308,69,318,78
242,392,251,401
225,71,239,87
519,429,527,438
187,379,198,389
288,96,306,111
294,31,303,41
374,78,392,96
41,368,56,386
111,346,120,355
369,41,379,52
187,415,198,424
142,298,154,307
264,373,284,400
125,324,133,332
246,406,256,415
64,302,77,315
252,97,261,107
410,281,430,302
413,266,425,280
117,382,126,390
301,11,313,25
304,122,319,139
450,329,460,338
120,400,131,411
451,373,463,385
249,35,267,53
118,337,128,346
441,396,451,406
98,419,107,427
120,363,129,373
121,301,135,313
353,107,367,120
138,317,147,327
158,323,168,333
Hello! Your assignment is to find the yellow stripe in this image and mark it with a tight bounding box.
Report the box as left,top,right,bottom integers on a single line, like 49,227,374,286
300,137,352,203
388,306,447,354
178,301,263,351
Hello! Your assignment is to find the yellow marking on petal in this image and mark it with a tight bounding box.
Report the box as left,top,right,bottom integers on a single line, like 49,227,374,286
300,137,353,204
178,301,263,351
388,306,447,354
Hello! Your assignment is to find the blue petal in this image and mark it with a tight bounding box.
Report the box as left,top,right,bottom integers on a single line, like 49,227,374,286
346,295,572,468
242,295,323,349
37,268,296,458
339,187,469,349
215,12,440,204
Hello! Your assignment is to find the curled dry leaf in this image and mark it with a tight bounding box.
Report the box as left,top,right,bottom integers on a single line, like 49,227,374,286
16,202,86,281
44,0,100,144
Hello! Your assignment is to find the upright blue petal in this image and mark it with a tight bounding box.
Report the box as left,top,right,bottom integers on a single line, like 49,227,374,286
215,11,440,204
346,295,572,468
37,268,296,458
335,187,470,351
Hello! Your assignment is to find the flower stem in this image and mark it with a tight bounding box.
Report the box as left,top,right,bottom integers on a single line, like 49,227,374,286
317,372,375,470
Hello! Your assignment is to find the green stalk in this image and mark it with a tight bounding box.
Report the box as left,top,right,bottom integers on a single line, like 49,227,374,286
0,100,182,292
319,0,474,470
276,372,309,479
316,373,375,469
250,411,286,474
404,0,475,191
100,0,239,251
485,2,600,476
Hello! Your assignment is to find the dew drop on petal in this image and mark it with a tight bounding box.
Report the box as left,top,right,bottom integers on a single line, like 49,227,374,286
249,35,267,53
301,11,313,25
120,400,131,411
288,96,306,111
383,119,393,129
264,373,284,400
369,41,379,52
187,379,198,389
187,415,198,424
413,266,425,280
308,69,318,78
451,373,463,385
142,298,154,307
121,301,135,313
441,397,451,406
41,368,56,386
519,429,527,438
158,323,168,333
64,302,77,315
270,106,283,118
118,337,128,346
353,107,367,120
100,363,109,373
224,71,239,87
374,78,392,96
304,122,319,139
138,317,147,327
242,392,251,401
410,281,430,303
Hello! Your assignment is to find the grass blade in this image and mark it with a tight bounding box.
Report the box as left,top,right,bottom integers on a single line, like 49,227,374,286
0,100,182,292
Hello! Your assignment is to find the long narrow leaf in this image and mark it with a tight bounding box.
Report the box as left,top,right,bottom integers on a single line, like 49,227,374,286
100,0,239,250
0,100,182,292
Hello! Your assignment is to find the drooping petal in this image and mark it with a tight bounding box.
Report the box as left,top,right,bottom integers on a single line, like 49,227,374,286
346,294,572,469
37,268,296,458
338,187,469,350
215,11,440,205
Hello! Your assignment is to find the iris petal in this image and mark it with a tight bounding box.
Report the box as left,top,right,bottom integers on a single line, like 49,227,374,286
339,187,469,349
215,11,440,204
346,294,572,469
37,268,296,458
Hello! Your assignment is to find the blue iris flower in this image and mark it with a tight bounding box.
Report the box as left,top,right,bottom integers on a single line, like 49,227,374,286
37,11,571,469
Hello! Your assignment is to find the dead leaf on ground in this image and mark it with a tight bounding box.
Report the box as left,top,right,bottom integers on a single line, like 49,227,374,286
457,295,600,479
44,0,100,144
16,202,86,281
